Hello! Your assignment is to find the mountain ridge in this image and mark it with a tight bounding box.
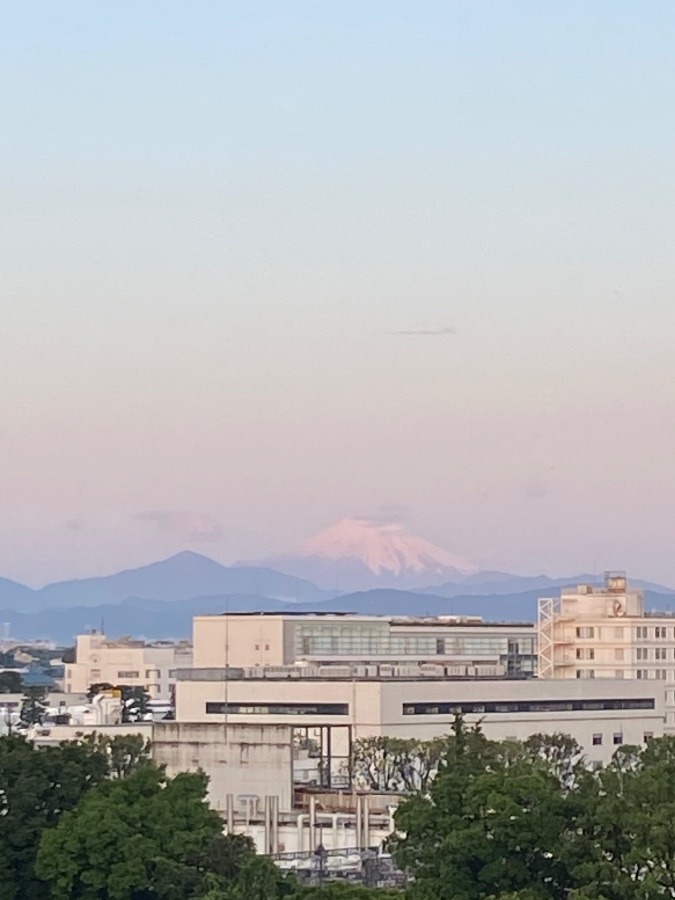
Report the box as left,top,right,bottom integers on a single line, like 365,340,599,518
2,551,327,613
4,587,675,646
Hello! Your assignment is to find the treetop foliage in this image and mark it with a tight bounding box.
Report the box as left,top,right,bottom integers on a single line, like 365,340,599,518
391,717,675,900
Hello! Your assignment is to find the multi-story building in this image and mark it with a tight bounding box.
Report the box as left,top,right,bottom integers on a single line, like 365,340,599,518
538,572,675,729
64,631,192,702
152,604,669,860
174,609,665,767
193,612,537,678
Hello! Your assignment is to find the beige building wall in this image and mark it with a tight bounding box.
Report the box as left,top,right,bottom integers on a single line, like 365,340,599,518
65,633,191,701
175,673,665,765
193,616,288,668
152,721,294,811
192,613,535,673
175,676,383,736
538,575,675,729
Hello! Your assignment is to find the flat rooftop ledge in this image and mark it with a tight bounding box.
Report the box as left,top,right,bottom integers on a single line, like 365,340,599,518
176,667,535,682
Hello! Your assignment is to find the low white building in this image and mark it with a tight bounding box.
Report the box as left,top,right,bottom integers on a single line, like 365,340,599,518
64,632,192,701
174,667,665,766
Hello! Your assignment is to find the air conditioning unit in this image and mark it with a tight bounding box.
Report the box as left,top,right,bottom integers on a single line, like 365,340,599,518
420,665,445,677
318,666,352,678
445,666,467,677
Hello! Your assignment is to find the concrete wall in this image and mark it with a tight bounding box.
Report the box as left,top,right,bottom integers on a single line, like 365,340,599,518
175,675,666,766
193,616,287,668
175,676,382,738
378,678,665,763
28,721,153,746
152,721,294,811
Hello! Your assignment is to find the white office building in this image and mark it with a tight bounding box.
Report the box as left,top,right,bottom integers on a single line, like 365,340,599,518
192,612,537,677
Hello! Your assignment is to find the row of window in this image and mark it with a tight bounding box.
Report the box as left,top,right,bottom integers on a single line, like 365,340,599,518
91,669,165,680
592,732,645,746
591,732,653,746
577,669,670,681
637,648,671,660
205,702,349,716
204,697,656,717
637,627,670,640
576,648,674,662
575,626,675,641
401,698,655,715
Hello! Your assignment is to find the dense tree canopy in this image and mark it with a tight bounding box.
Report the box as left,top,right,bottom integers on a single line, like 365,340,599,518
13,721,675,899
0,671,22,693
36,766,224,899
0,735,109,900
391,719,675,900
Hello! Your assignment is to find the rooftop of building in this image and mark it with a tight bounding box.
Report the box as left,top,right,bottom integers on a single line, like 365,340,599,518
202,611,533,628
175,665,532,682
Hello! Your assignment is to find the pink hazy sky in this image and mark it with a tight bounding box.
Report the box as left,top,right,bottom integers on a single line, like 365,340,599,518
2,2,674,586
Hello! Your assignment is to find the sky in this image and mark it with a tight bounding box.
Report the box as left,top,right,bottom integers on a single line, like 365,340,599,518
1,1,674,586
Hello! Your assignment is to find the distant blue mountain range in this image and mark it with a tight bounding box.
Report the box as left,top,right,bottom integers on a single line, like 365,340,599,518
1,552,672,645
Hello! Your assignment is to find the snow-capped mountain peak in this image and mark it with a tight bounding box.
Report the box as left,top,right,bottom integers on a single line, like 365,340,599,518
296,517,477,579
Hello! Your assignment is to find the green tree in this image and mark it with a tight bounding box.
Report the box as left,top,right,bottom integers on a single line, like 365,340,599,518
201,833,258,880
229,855,282,900
391,716,579,900
351,736,445,793
522,733,585,792
0,734,108,900
0,672,22,693
35,766,224,900
19,686,47,726
87,683,152,723
574,736,675,900
84,732,152,779
86,681,115,700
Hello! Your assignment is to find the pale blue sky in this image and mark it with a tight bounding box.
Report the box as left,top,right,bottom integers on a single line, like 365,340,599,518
1,2,674,584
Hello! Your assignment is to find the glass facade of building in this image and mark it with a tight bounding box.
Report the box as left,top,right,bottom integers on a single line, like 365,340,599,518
293,622,536,676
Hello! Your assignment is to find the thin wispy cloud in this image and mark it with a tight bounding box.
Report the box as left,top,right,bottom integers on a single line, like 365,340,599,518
361,504,409,525
394,325,459,336
65,518,88,531
134,510,224,543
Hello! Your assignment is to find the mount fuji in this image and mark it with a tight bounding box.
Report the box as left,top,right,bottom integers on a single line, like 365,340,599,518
242,517,479,591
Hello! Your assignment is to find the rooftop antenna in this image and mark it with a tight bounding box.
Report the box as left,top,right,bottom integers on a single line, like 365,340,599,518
224,596,229,727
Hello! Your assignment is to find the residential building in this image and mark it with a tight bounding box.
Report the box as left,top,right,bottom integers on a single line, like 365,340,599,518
64,631,192,701
538,572,675,729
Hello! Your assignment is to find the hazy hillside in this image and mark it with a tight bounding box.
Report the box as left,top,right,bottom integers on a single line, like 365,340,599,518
423,572,675,597
0,593,291,644
7,586,674,646
0,577,36,610
1,551,327,613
